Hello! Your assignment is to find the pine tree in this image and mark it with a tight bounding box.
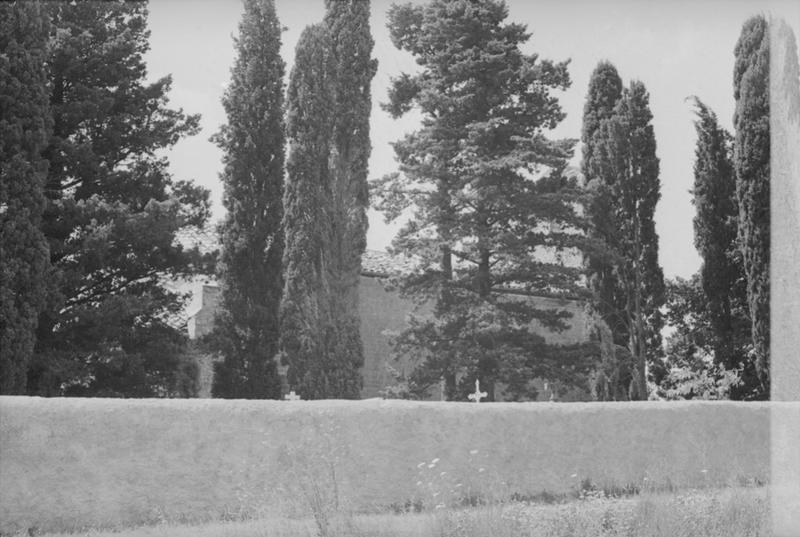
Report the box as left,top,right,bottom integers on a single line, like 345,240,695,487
592,81,665,400
374,0,594,401
279,3,376,400
580,61,632,400
0,2,52,394
209,0,285,399
689,98,752,391
733,15,770,398
28,2,209,397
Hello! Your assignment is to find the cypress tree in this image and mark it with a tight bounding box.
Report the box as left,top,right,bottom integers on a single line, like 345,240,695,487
733,15,770,398
0,2,51,394
689,98,751,379
280,24,338,398
582,62,624,181
580,61,632,400
593,81,665,400
323,0,377,398
280,2,376,400
209,0,285,399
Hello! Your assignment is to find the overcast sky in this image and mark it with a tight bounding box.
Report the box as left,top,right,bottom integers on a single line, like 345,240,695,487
144,0,798,280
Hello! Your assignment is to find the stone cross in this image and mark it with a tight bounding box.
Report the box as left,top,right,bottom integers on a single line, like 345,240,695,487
468,379,488,403
284,390,301,401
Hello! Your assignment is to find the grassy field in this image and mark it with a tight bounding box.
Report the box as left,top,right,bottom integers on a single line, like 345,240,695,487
31,486,768,537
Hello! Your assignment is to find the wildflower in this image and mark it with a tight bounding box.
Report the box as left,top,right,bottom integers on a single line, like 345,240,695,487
428,464,436,469
469,449,479,455
417,462,426,468
432,458,440,464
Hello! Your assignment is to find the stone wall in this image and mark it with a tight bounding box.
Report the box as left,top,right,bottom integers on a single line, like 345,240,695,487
0,397,779,534
184,275,595,400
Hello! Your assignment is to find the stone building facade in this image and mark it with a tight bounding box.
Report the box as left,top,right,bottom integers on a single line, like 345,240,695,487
173,246,596,400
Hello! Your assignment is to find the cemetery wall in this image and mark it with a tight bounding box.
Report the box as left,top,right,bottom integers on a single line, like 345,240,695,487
0,397,780,533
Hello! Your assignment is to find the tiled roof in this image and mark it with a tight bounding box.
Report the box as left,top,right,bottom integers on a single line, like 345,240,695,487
174,224,220,256
361,249,419,277
174,223,415,278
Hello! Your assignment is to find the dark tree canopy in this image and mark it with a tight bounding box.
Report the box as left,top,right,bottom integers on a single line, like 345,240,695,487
580,61,633,400
374,0,595,402
659,275,743,400
322,0,377,398
27,2,209,397
280,1,376,399
0,2,52,394
281,24,336,399
590,80,665,400
733,15,770,398
209,0,286,399
689,98,754,397
581,62,624,182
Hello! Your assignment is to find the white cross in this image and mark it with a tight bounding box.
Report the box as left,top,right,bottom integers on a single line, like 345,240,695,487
468,379,488,403
284,390,301,401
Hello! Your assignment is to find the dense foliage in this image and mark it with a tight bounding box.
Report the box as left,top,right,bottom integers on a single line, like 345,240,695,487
657,276,743,400
0,3,52,394
583,76,665,400
580,62,632,400
685,98,758,398
280,0,376,399
733,15,770,398
374,0,595,401
209,0,285,399
23,2,209,397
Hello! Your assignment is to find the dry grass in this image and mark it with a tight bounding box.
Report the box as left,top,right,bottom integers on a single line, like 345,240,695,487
31,486,769,537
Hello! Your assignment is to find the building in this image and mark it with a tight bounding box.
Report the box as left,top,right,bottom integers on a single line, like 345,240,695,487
172,225,598,400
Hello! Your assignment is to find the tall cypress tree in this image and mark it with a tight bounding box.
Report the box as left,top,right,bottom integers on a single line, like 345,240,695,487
280,24,338,399
593,81,665,400
209,0,285,399
580,61,632,400
0,2,52,394
322,0,377,398
733,15,770,398
689,98,751,379
280,3,375,400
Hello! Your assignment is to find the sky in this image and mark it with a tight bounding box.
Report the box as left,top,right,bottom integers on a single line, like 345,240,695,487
144,0,798,280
